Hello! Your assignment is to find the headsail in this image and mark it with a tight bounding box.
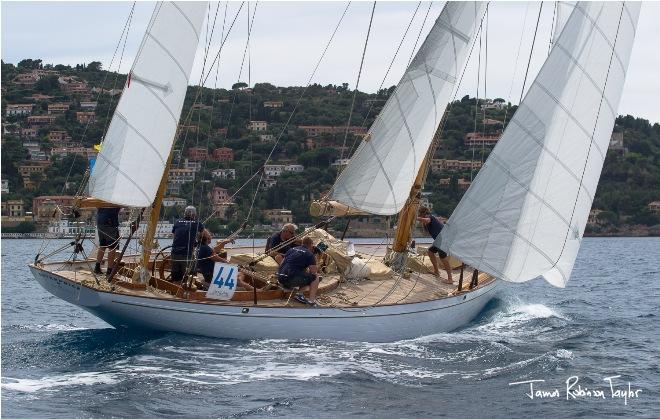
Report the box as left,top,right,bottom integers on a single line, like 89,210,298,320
553,1,577,45
438,2,640,287
88,2,207,207
329,2,487,215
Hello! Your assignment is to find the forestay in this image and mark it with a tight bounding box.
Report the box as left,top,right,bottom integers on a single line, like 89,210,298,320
438,2,640,287
330,2,487,215
89,2,207,207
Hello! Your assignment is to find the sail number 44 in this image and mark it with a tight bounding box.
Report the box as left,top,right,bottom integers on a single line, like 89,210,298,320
206,263,238,300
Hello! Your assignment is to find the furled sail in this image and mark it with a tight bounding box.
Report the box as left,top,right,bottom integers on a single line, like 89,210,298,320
329,2,487,215
438,2,640,287
88,2,207,207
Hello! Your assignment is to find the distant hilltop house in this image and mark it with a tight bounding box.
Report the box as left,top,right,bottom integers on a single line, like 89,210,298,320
191,103,213,111
480,99,507,111
263,100,283,108
439,177,472,190
80,101,98,111
248,120,268,131
263,208,293,228
27,115,57,127
48,103,70,114
464,132,500,148
609,131,626,154
20,127,38,138
182,158,202,173
5,104,34,117
331,158,351,168
187,146,208,161
1,179,9,194
162,197,187,207
430,159,482,173
91,87,122,96
76,111,96,124
30,94,55,101
48,130,72,143
648,201,660,215
58,76,89,93
12,73,40,86
263,164,304,177
208,186,231,205
212,147,234,162
211,168,236,180
298,125,367,137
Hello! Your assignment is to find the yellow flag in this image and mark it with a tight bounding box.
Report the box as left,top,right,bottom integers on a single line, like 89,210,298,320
93,143,102,152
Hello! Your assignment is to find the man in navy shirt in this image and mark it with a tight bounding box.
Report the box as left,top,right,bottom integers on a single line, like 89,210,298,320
417,206,453,284
277,237,320,305
265,223,298,264
171,206,204,283
95,206,121,275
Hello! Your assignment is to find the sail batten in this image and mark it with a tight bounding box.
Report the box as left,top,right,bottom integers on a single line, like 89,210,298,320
88,1,207,208
438,1,641,288
329,2,487,215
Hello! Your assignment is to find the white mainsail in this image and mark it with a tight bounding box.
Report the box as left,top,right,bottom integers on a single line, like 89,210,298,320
553,1,577,45
438,2,640,287
89,2,207,207
329,2,487,215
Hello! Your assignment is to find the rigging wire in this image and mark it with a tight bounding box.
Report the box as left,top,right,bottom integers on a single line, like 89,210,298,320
502,2,530,127
337,1,377,167
548,1,558,55
519,1,544,105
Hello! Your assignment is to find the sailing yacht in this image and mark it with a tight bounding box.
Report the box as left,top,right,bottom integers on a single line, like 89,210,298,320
29,1,640,342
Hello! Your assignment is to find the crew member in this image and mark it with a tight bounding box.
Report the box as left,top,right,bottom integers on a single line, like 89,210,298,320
171,206,204,283
277,237,320,306
417,206,453,284
196,229,253,291
94,206,120,275
265,223,298,264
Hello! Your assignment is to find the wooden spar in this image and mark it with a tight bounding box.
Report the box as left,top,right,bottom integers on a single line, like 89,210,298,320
392,154,430,252
133,149,174,283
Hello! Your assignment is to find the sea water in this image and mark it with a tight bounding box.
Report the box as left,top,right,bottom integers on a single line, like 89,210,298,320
1,237,659,417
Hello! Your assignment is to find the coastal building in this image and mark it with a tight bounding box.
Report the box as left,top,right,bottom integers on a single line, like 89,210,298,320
187,146,208,161
211,168,236,179
162,197,187,207
76,112,96,124
191,103,213,111
5,104,34,117
20,128,38,138
264,164,286,177
262,177,278,189
48,130,72,143
259,134,275,143
331,158,351,169
439,178,472,190
119,220,174,238
27,115,57,126
12,73,39,86
480,99,507,111
263,209,293,228
180,125,199,134
3,200,25,217
168,168,195,184
19,161,50,183
248,120,268,131
609,131,626,153
648,201,660,214
183,159,202,172
48,219,95,236
212,147,234,162
1,179,9,194
298,125,367,137
208,187,231,205
430,159,482,173
80,101,98,111
588,209,604,226
30,94,54,101
51,146,95,159
48,103,70,114
32,195,76,223
284,164,304,173
464,132,500,148
263,100,283,108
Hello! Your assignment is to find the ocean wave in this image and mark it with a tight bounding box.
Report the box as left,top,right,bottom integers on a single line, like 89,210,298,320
1,371,119,393
4,323,88,332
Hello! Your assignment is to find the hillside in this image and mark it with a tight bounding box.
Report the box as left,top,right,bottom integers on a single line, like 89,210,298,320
1,59,659,236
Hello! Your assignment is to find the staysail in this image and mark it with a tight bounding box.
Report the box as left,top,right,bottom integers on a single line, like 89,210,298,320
88,2,207,207
438,2,640,287
329,2,487,215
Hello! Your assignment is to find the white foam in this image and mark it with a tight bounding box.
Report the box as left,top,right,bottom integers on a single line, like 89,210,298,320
2,372,119,393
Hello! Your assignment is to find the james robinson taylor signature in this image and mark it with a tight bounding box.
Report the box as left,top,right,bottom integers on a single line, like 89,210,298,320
509,375,643,405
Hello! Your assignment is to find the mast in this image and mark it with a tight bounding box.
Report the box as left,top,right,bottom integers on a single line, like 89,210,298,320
134,149,174,283
392,155,430,252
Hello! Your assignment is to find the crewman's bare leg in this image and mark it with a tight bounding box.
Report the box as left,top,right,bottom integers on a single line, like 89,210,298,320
440,257,453,284
428,251,440,276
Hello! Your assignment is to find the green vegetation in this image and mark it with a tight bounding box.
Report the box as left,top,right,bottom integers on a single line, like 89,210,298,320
1,60,659,235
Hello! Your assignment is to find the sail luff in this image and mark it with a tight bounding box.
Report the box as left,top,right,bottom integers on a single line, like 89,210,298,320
328,2,487,216
437,1,641,288
88,1,207,208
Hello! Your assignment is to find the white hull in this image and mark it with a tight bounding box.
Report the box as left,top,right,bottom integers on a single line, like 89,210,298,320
30,265,498,342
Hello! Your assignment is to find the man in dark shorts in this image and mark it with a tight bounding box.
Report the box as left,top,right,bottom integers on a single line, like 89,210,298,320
265,223,298,265
417,206,453,284
171,206,204,283
277,237,320,306
95,206,121,275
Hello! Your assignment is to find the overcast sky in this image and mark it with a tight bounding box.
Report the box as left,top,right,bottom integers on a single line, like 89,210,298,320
2,1,659,122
